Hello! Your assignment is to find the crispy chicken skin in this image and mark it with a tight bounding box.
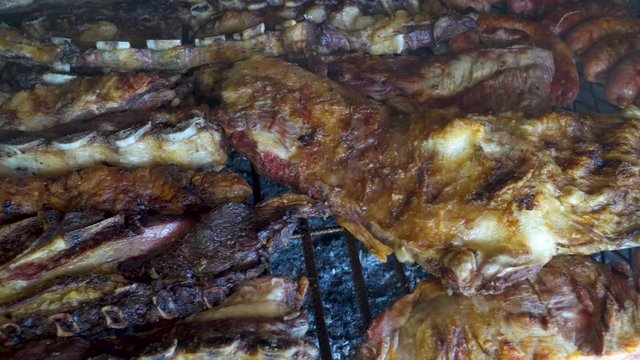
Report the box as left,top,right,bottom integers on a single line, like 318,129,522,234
219,57,640,295
358,255,640,360
0,165,252,223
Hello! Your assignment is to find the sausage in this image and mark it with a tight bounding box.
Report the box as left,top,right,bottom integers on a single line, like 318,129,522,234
605,51,640,108
541,1,632,36
583,33,640,82
564,17,640,57
449,16,578,106
449,27,533,53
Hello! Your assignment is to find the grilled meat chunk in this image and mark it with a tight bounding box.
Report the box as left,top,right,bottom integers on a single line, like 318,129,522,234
0,24,79,67
358,255,640,359
0,165,252,224
322,46,554,115
220,57,640,295
605,51,640,108
76,9,475,72
0,194,324,347
0,109,228,177
5,276,318,359
0,73,179,131
449,16,578,106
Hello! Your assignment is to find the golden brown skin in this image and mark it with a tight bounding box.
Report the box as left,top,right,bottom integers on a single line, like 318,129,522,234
220,57,640,295
0,25,78,66
358,255,640,360
0,165,252,224
0,73,178,131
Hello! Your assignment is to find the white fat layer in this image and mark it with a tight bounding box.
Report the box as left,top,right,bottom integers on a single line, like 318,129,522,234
42,73,76,85
113,123,152,148
160,117,204,142
96,41,130,50
251,130,298,159
195,35,225,47
515,207,557,264
423,121,482,161
146,39,182,50
52,132,95,151
5,236,66,269
467,212,505,243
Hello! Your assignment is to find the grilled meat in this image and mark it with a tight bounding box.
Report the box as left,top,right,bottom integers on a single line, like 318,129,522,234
506,0,630,16
0,0,121,13
605,51,640,108
0,73,179,131
0,165,252,224
19,0,182,51
449,16,578,106
76,9,475,72
540,1,633,36
583,34,640,83
220,57,640,295
5,277,318,359
0,109,228,177
0,193,324,347
322,45,554,114
0,24,79,67
564,16,640,57
358,255,640,359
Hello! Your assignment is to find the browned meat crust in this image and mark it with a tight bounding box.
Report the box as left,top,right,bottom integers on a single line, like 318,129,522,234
358,255,640,359
564,16,640,57
219,57,640,295
583,33,640,82
540,1,633,36
605,51,640,108
0,73,179,131
0,165,252,224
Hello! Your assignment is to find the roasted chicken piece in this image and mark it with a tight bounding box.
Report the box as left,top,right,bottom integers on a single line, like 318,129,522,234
0,165,251,224
5,276,318,359
320,45,555,115
358,255,640,359
0,73,180,131
0,193,324,347
0,108,228,177
220,57,640,295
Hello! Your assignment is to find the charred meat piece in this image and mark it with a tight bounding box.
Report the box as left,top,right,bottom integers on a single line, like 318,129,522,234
0,194,325,347
0,73,179,131
0,0,121,13
220,57,640,295
19,0,182,51
564,16,640,57
540,1,633,36
583,33,640,83
449,16,578,106
0,108,228,177
0,165,252,224
358,255,640,359
5,277,318,359
323,46,555,115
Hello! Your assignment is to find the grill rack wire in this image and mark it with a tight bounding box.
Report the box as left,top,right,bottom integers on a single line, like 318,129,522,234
0,2,638,359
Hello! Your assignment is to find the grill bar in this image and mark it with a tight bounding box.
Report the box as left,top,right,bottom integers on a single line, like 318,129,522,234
300,219,334,360
345,233,373,329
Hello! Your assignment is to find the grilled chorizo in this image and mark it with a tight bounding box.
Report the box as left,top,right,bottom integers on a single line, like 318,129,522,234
605,51,640,108
541,1,632,36
565,16,640,57
583,33,640,82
